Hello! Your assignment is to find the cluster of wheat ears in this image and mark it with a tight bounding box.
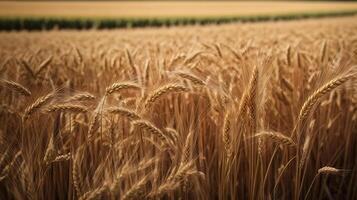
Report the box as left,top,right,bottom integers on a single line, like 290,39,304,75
0,17,356,200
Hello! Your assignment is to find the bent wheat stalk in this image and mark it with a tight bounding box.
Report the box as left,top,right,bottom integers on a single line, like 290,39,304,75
105,82,141,95
176,71,205,85
107,107,141,120
131,120,167,142
143,84,188,109
293,70,355,136
0,79,31,96
23,92,55,120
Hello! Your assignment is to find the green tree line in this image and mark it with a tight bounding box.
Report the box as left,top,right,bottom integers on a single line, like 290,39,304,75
0,10,356,31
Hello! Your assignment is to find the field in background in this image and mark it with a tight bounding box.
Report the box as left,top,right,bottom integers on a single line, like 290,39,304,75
1,1,357,18
0,16,356,199
1,1,357,30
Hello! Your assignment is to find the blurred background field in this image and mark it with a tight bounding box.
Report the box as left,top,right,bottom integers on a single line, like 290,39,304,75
0,1,357,30
1,1,357,18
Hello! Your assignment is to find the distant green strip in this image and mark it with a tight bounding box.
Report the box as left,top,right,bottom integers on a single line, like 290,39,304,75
0,10,356,31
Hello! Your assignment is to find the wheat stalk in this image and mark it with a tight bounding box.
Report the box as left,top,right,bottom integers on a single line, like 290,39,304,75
68,92,95,102
286,45,291,66
43,136,56,164
281,77,293,92
121,176,149,200
237,66,258,121
176,71,205,85
35,56,52,76
300,135,311,168
88,96,106,139
20,59,36,79
222,111,232,158
23,92,55,120
0,79,31,96
105,82,141,95
0,150,22,181
164,127,179,144
80,183,109,200
52,153,71,163
125,49,138,77
181,131,193,165
107,107,141,120
73,151,83,196
131,120,167,142
143,84,188,108
294,72,355,135
318,166,341,175
151,161,202,198
254,131,296,146
46,104,87,113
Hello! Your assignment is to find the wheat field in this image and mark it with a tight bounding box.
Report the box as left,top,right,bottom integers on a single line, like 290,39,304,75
0,16,357,200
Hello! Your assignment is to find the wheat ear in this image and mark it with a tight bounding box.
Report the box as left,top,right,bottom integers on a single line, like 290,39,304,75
35,56,52,76
79,183,109,200
318,166,342,175
222,111,232,158
52,153,71,163
176,71,205,85
72,151,83,196
131,120,167,142
68,92,95,102
254,131,295,146
105,82,141,95
0,79,31,96
181,131,193,165
46,104,87,113
121,176,149,200
144,84,188,108
107,107,141,120
237,66,258,121
294,72,354,135
23,92,55,120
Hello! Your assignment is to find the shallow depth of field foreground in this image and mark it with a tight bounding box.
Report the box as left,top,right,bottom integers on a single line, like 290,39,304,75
0,16,357,199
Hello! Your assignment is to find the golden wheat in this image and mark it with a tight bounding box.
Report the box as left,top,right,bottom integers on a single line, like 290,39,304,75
0,16,356,200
